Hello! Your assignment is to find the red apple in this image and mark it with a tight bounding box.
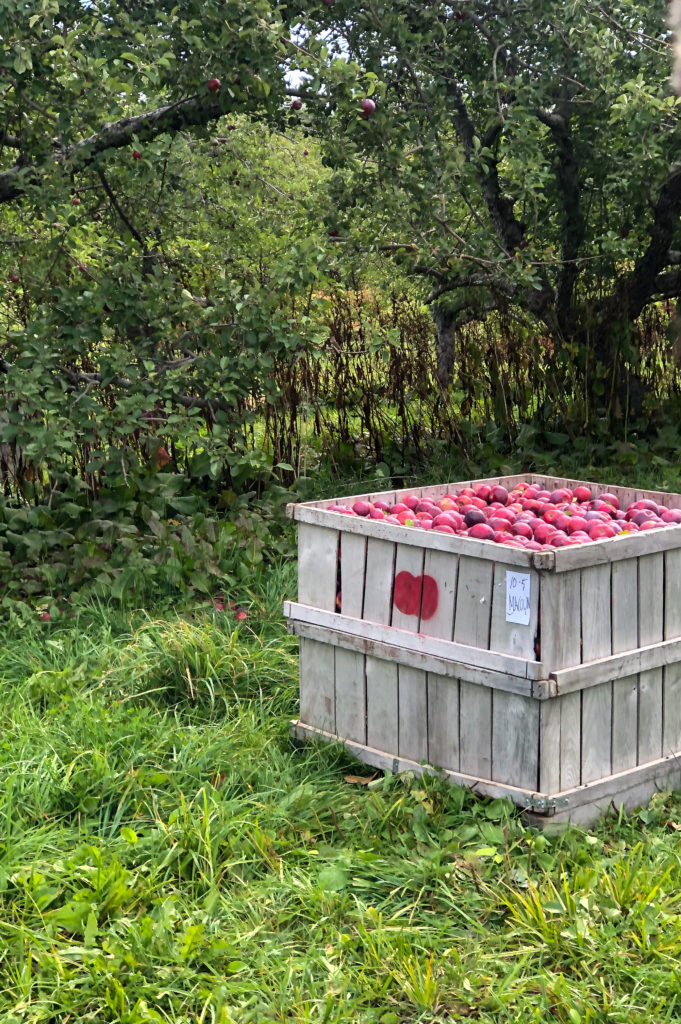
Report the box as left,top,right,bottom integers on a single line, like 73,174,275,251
588,522,617,540
132,149,142,160
291,98,303,110
573,486,592,502
207,77,221,92
491,485,509,505
352,500,373,516
468,523,495,541
361,97,376,118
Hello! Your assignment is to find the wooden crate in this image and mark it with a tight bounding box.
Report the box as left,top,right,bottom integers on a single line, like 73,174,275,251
285,475,681,826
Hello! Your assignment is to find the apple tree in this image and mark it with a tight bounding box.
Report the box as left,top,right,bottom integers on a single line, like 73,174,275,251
0,0,334,598
297,0,681,430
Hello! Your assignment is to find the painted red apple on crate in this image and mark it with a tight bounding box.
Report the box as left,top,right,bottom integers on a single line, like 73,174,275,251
285,475,681,826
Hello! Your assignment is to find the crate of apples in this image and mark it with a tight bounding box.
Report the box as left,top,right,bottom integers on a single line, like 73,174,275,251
327,481,681,550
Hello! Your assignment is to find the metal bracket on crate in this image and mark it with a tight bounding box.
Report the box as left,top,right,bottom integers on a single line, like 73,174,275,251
523,793,570,813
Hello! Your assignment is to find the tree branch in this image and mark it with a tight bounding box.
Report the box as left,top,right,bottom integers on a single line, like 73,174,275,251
619,166,681,321
0,93,234,204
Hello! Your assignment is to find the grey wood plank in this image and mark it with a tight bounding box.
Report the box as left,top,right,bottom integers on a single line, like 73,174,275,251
427,673,460,771
664,548,681,753
453,556,494,650
580,564,613,783
334,646,366,744
339,532,366,618
540,571,582,790
398,665,428,763
366,656,398,752
362,537,398,753
299,637,336,733
611,557,639,773
492,692,539,789
298,523,338,611
363,538,395,624
638,552,664,764
391,544,426,630
420,549,459,641
459,680,492,779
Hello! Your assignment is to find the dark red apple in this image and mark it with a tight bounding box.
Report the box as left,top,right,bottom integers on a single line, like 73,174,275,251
361,98,376,118
291,98,302,110
207,77,221,92
464,508,486,527
132,149,142,160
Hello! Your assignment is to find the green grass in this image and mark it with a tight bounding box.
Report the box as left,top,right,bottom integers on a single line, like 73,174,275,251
3,559,681,1022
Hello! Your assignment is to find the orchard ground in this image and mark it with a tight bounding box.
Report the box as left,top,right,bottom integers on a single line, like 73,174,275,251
5,524,681,1020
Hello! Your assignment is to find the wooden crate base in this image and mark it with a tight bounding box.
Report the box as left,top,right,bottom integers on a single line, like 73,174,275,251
292,720,681,828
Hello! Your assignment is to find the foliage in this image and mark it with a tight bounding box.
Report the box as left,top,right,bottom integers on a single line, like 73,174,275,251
1,566,681,1021
300,0,681,426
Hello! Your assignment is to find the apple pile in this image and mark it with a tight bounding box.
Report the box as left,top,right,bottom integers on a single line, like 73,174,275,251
326,481,681,550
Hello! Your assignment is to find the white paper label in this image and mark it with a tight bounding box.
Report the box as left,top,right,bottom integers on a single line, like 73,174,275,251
506,571,531,625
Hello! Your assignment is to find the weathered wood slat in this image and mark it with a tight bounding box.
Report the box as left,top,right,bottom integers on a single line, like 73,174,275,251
637,552,664,764
454,556,494,777
362,537,398,752
420,549,460,773
421,549,459,641
339,532,366,617
427,673,460,771
398,665,428,763
363,538,395,624
334,647,366,744
490,561,540,789
459,681,492,778
298,523,338,611
539,571,581,791
611,558,639,774
664,548,681,754
550,525,681,572
453,556,494,649
286,619,549,698
299,638,336,733
539,701,561,794
492,693,540,789
391,544,426,630
284,601,544,679
580,564,613,783
550,635,681,691
366,656,398,752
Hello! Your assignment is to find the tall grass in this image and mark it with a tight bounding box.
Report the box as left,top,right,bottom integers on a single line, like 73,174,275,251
2,561,681,1022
